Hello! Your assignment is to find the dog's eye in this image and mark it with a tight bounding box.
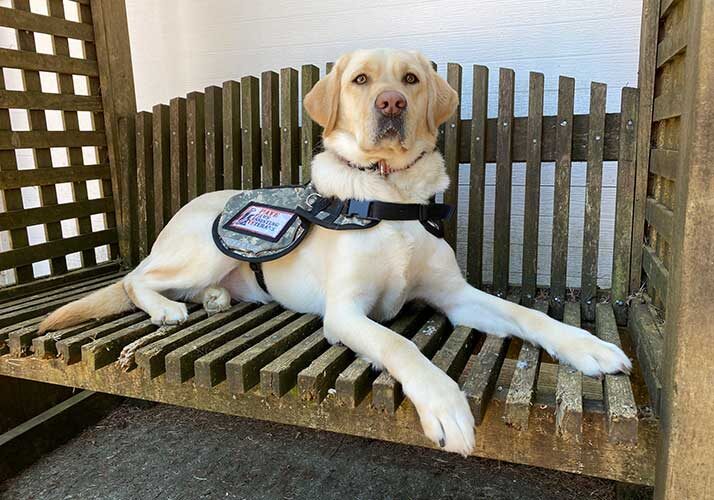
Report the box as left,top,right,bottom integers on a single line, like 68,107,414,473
404,73,419,84
353,74,368,85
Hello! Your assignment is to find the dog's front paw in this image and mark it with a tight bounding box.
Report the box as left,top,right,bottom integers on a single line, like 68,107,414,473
150,301,188,326
202,286,231,315
403,366,475,456
555,327,632,378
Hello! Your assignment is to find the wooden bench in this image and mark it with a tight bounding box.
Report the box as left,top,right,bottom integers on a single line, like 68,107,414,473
1,0,713,496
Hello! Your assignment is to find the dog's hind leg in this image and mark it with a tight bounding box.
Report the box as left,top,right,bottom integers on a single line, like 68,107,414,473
123,271,190,326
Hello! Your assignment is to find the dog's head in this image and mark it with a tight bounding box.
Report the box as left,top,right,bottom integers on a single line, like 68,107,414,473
304,49,458,166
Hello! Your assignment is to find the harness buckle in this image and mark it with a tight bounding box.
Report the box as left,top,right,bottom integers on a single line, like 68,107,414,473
346,199,372,219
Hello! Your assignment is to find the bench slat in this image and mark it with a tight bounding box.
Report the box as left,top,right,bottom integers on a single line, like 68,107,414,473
227,315,321,394
372,314,451,414
596,303,638,444
555,302,584,440
134,303,255,379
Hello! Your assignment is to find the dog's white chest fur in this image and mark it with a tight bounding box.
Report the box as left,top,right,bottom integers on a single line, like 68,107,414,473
254,219,427,323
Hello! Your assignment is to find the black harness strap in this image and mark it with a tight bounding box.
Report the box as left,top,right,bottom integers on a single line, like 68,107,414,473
341,199,453,221
249,262,269,294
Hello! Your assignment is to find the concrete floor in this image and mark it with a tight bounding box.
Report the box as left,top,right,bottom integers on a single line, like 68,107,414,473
1,399,618,500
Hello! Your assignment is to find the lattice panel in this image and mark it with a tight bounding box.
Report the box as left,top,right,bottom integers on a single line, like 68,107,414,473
0,0,117,286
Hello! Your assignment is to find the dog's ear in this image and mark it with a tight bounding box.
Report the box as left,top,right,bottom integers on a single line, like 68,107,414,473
419,55,459,136
303,56,346,136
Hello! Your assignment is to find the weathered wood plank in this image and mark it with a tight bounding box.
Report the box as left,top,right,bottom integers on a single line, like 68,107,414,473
461,333,510,426
649,148,678,181
521,72,544,306
550,76,575,318
0,197,113,231
297,343,354,402
503,340,541,430
0,163,110,189
656,28,687,68
227,314,321,394
55,310,149,365
32,317,126,359
458,113,621,163
0,130,106,149
165,303,283,384
372,314,451,414
631,0,659,296
0,6,94,40
555,302,583,440
204,85,223,192
652,93,682,121
0,47,98,76
90,0,136,242
152,103,171,238
0,229,117,272
442,63,462,248
503,299,546,430
0,272,123,317
81,308,205,371
0,262,118,303
334,306,428,408
595,304,638,444
135,111,154,260
655,2,714,493
280,68,300,185
300,65,320,181
222,80,241,189
466,65,488,288
134,303,255,379
0,90,102,111
0,356,658,486
581,82,606,321
186,91,205,200
628,301,663,413
645,198,673,243
612,87,639,324
260,71,280,187
194,309,298,388
260,328,329,397
493,68,515,297
118,115,138,266
431,325,477,380
641,244,668,303
240,75,260,189
169,97,187,216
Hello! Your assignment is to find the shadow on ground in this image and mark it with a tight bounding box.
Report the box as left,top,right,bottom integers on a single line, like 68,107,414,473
1,399,616,500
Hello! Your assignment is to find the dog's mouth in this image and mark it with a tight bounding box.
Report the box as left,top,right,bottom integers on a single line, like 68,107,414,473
373,114,405,144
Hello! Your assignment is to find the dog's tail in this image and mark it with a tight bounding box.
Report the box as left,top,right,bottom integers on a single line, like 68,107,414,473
38,281,134,334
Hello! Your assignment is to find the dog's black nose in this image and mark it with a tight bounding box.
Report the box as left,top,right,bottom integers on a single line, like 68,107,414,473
375,91,407,117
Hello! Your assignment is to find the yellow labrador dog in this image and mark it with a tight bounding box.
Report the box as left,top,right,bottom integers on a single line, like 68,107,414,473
41,49,630,455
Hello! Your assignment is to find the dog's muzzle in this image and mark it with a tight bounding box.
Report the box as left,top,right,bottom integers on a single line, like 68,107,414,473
374,113,405,143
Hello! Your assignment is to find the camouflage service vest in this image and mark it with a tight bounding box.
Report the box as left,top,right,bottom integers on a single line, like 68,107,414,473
212,183,453,263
